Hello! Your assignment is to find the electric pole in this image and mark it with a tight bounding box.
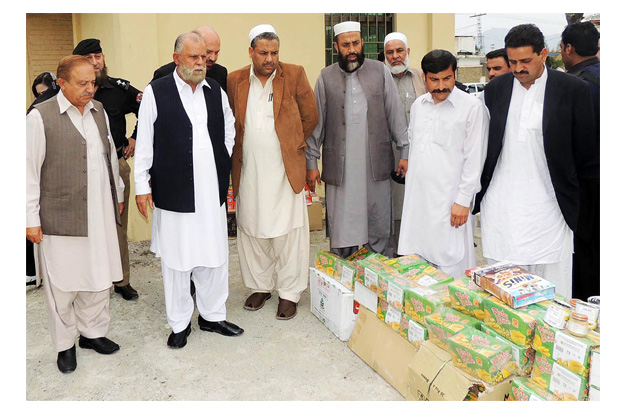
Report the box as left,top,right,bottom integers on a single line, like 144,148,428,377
470,13,487,55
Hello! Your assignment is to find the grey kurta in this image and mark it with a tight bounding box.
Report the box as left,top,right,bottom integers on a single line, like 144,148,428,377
308,66,408,253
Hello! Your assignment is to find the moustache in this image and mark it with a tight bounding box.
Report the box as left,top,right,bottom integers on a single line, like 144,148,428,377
80,93,93,98
432,88,451,94
514,70,529,75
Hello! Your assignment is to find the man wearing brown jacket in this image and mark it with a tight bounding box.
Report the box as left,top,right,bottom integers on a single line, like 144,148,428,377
227,25,318,320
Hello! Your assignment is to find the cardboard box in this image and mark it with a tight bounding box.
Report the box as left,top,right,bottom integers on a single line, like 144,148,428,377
354,281,377,314
508,377,558,401
533,317,599,378
424,308,482,353
448,278,491,320
447,327,515,385
481,323,535,376
314,250,341,278
307,201,323,231
531,351,589,401
347,307,419,398
333,257,357,290
309,268,357,341
471,262,555,308
403,285,450,326
482,296,539,347
407,340,514,401
400,312,428,349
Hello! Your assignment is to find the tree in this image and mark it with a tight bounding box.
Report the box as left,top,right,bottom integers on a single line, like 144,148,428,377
565,13,584,25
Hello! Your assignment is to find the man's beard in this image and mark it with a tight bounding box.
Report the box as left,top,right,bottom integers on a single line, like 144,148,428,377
338,49,365,73
178,63,207,85
385,55,410,75
95,64,108,86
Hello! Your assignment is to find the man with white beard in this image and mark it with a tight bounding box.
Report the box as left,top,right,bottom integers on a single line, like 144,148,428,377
134,32,243,349
383,32,427,254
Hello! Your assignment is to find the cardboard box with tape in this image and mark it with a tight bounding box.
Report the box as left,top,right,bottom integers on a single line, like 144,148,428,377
309,268,357,341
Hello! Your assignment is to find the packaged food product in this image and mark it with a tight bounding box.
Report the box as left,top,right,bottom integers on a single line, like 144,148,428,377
399,312,429,348
481,323,535,376
376,298,402,332
403,285,450,326
354,257,396,293
531,351,590,401
424,308,481,353
383,254,427,272
377,271,420,312
447,327,516,385
346,247,376,262
509,377,558,401
574,300,600,330
333,257,358,290
448,278,491,320
482,296,539,347
470,262,555,308
314,250,341,277
403,268,454,288
542,299,573,330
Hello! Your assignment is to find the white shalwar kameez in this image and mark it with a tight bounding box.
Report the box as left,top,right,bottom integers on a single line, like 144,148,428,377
134,71,235,333
480,67,574,298
398,87,488,279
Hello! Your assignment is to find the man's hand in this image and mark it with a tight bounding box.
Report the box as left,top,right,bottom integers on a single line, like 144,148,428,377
397,158,408,178
306,169,322,193
450,203,470,228
136,194,154,219
124,138,136,159
27,227,43,244
119,203,125,215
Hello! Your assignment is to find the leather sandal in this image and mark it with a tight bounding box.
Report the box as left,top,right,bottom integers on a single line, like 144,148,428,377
276,298,297,320
244,292,271,311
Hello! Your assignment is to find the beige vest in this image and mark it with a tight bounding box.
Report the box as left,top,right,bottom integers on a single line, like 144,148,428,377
34,98,120,236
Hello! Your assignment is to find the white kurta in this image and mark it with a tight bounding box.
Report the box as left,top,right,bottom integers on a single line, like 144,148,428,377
236,66,305,238
26,92,124,292
481,67,573,265
398,87,488,268
134,71,235,272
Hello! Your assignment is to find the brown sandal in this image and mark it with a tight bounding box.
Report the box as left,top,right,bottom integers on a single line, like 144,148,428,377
276,298,297,320
244,292,271,311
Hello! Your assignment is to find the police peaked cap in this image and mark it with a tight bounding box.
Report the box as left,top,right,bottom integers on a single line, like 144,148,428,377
73,38,102,55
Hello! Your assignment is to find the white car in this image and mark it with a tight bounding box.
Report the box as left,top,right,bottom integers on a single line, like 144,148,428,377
465,82,486,97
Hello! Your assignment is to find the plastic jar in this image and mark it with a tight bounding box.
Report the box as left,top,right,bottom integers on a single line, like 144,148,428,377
567,312,589,337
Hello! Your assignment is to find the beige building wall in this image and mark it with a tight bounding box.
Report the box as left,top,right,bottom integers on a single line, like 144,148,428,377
29,13,454,241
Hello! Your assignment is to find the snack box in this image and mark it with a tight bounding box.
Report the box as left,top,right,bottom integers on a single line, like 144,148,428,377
424,308,482,353
333,257,358,290
376,298,403,332
447,327,516,385
471,262,555,308
531,351,589,401
403,285,451,326
402,267,454,288
508,377,558,401
354,257,395,292
346,247,376,262
314,250,342,278
533,317,599,378
481,323,535,376
448,278,491,320
482,296,540,347
399,312,429,349
377,271,420,312
383,254,427,272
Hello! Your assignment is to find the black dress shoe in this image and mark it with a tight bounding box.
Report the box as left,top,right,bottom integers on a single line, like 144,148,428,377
57,345,77,373
78,335,120,354
198,316,244,337
114,284,139,300
167,323,192,349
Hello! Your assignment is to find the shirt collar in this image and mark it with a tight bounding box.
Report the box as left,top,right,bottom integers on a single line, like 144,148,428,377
568,57,600,75
57,89,95,114
513,64,549,90
173,67,209,93
423,85,460,107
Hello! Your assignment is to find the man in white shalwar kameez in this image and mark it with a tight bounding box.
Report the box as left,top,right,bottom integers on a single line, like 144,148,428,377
227,26,319,320
26,56,125,373
398,50,488,279
134,33,243,349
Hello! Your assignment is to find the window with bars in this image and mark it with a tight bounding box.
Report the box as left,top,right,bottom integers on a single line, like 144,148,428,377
325,13,394,67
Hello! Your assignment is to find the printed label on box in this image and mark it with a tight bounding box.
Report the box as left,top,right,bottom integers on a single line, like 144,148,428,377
408,319,426,343
385,305,402,326
576,303,599,325
550,362,583,397
365,268,377,288
417,275,438,287
413,286,436,296
387,282,403,305
590,351,600,388
341,267,355,287
544,304,568,329
553,331,588,364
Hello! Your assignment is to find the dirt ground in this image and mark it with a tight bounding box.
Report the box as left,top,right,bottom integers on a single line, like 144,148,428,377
25,220,485,401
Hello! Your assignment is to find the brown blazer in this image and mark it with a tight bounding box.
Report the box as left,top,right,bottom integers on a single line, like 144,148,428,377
227,62,318,197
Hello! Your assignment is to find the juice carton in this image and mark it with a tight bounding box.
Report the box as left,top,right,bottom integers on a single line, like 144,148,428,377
481,323,535,376
447,327,516,385
403,285,450,326
509,377,558,401
533,316,599,378
482,296,540,347
346,247,375,262
399,312,429,349
376,298,402,332
377,271,420,312
333,257,358,290
471,262,555,308
531,351,590,401
448,278,491,320
424,308,481,353
314,250,341,277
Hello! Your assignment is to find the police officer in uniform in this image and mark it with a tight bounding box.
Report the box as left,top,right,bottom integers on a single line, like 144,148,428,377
72,38,143,301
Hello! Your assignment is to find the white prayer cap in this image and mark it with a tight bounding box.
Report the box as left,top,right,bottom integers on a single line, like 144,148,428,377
384,32,408,48
249,24,277,43
333,21,360,37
